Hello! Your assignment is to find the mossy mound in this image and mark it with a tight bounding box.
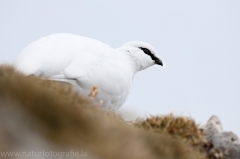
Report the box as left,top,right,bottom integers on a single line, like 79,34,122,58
135,114,224,159
0,65,208,159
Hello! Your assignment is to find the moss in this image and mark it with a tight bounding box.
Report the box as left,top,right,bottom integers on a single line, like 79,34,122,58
0,65,207,159
135,114,224,159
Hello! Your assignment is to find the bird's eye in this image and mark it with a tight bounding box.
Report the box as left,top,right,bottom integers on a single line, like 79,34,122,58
231,137,235,142
139,47,163,66
139,47,155,60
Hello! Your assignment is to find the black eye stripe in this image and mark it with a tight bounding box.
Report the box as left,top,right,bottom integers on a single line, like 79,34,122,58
139,47,157,61
139,47,163,66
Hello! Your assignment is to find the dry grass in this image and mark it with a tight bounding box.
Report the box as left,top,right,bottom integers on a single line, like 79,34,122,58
0,65,208,159
135,114,224,159
135,114,205,146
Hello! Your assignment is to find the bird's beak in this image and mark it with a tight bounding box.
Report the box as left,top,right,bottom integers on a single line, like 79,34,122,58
155,58,163,66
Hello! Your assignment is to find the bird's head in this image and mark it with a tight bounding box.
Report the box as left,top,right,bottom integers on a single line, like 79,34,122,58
120,41,163,71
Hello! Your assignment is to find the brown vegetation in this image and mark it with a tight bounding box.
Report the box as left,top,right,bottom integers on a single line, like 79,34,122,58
0,65,212,159
135,114,223,159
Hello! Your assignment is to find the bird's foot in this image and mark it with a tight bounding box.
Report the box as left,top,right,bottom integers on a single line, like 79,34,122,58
89,86,98,99
89,86,104,107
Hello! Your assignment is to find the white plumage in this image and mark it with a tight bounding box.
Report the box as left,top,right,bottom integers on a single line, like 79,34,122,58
15,33,163,110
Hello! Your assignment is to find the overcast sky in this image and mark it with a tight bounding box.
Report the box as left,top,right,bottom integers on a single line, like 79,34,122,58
1,0,240,135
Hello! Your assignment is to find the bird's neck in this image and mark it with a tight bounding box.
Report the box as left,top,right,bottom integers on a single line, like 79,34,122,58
117,48,147,76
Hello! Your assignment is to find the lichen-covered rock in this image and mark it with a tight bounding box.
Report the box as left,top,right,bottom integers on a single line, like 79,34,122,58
203,115,240,159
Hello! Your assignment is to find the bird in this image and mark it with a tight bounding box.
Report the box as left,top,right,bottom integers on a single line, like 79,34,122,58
14,33,163,110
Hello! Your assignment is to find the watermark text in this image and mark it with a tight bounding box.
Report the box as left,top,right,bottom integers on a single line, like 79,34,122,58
0,150,87,158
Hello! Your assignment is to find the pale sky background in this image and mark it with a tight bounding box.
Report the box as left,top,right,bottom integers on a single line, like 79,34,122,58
1,1,240,135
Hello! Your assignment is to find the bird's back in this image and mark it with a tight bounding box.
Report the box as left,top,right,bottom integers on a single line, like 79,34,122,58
15,33,115,76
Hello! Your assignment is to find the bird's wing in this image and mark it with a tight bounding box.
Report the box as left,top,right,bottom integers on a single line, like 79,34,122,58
48,52,131,109
49,52,131,96
49,53,98,88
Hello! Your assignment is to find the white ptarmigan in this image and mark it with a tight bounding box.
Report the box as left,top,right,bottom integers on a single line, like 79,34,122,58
15,33,163,110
